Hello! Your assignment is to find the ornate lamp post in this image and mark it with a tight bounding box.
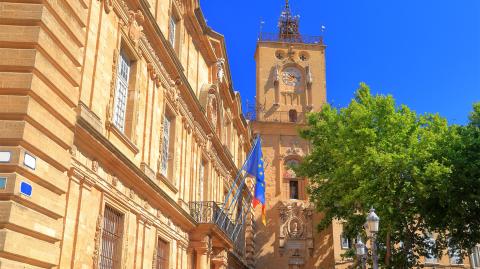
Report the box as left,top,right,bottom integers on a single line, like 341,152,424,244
366,207,380,269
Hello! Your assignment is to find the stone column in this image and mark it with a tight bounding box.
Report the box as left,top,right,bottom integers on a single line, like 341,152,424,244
190,239,210,269
196,246,209,269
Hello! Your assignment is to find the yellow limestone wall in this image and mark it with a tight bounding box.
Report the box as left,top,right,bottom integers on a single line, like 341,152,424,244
0,0,253,268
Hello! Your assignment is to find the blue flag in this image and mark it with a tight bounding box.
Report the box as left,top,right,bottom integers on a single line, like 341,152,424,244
245,136,266,224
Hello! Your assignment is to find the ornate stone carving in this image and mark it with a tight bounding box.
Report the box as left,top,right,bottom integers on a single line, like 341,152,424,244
70,145,77,157
98,0,113,13
112,175,118,187
129,188,136,200
92,213,103,268
306,66,313,86
106,49,119,128
278,201,314,257
216,58,225,83
147,63,161,87
207,93,218,130
92,160,99,172
274,64,280,85
285,140,302,156
127,10,145,49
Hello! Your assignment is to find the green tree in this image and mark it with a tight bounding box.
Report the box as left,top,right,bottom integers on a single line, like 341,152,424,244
421,102,480,257
298,83,452,267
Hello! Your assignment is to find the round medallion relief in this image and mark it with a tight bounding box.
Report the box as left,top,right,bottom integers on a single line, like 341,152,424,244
286,216,305,239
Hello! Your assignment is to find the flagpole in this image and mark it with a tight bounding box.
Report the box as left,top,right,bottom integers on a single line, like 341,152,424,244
215,135,260,225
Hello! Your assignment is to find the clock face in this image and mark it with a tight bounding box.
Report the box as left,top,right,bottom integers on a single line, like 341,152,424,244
282,67,302,87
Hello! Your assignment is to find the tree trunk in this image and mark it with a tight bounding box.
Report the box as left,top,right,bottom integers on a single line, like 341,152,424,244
385,230,391,266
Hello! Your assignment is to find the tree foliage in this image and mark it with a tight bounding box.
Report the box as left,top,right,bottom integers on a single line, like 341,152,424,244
297,83,480,267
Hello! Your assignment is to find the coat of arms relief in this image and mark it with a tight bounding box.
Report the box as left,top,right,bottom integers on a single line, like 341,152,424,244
278,200,314,266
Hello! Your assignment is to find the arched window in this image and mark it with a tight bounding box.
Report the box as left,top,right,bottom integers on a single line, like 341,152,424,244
289,109,298,122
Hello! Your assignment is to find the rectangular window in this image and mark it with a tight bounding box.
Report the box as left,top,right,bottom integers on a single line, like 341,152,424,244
340,233,351,249
169,17,176,48
156,238,169,269
113,51,131,133
99,205,123,269
289,180,299,200
424,235,438,264
471,245,480,268
160,115,171,176
448,238,463,265
449,247,463,265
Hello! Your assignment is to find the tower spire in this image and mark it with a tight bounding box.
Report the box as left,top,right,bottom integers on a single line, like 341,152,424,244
278,0,300,41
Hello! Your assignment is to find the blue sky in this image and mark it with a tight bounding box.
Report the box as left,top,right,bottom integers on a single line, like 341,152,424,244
201,0,480,124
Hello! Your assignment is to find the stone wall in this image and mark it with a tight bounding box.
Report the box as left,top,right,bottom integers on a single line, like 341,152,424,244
0,0,253,268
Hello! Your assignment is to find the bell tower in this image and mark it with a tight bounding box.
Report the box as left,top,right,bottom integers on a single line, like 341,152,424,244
254,0,326,123
252,1,343,269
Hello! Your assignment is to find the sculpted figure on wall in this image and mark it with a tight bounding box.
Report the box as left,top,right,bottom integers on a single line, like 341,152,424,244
216,58,225,83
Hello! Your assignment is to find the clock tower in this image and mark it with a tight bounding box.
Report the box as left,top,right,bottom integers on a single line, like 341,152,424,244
252,1,350,269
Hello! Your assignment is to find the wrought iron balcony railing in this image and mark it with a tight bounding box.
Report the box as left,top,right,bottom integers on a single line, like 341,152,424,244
258,32,323,45
189,201,235,238
189,201,246,256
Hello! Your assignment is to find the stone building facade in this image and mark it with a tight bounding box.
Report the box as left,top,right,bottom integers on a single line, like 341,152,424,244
0,0,254,268
251,2,478,269
250,3,344,268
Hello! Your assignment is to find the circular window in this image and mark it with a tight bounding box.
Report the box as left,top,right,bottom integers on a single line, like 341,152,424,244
275,50,285,60
299,52,309,61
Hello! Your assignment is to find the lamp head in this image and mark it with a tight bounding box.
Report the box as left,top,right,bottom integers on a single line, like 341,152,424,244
366,207,380,233
355,236,366,256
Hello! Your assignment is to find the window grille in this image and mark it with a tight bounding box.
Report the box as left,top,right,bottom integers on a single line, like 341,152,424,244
99,206,123,269
113,51,131,132
156,238,169,269
160,116,171,176
169,18,176,47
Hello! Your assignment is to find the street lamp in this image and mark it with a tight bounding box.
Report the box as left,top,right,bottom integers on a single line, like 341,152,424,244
366,207,380,269
355,236,367,269
367,207,380,233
